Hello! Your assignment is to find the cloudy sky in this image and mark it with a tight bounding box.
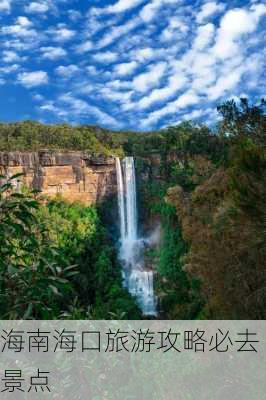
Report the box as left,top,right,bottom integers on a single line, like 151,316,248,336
0,0,265,130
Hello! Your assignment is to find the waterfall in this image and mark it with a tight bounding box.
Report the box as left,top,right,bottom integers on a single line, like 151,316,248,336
115,158,126,242
116,156,157,317
124,157,137,242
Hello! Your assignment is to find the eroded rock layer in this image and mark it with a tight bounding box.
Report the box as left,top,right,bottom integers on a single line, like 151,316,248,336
0,151,117,205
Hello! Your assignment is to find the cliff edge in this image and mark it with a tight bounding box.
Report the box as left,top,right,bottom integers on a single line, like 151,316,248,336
0,150,117,205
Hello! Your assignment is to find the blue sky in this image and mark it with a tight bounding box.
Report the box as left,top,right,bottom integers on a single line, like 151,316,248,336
0,0,265,131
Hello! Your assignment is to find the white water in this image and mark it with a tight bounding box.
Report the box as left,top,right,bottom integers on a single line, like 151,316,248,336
116,156,157,316
115,158,126,242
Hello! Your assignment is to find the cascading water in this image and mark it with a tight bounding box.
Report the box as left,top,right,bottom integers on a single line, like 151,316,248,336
116,156,157,316
115,158,126,242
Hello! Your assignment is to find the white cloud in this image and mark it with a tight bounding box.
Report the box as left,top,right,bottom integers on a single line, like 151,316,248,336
196,1,226,24
204,54,248,100
213,7,265,59
17,70,48,88
182,108,207,121
136,75,188,109
134,47,155,62
40,46,67,60
75,40,93,54
104,0,145,13
140,0,161,22
2,50,21,63
33,93,44,101
141,90,200,127
59,94,119,127
0,64,20,75
91,0,182,50
1,16,36,38
68,9,82,21
93,51,118,63
251,3,266,19
55,65,80,78
193,23,215,50
219,9,257,36
100,87,133,103
86,65,98,75
122,73,188,111
25,2,49,13
132,62,167,92
2,0,265,130
16,16,32,27
0,0,11,12
160,17,188,42
107,79,132,90
140,0,180,22
207,67,245,100
40,101,67,117
51,26,76,42
96,18,140,49
114,61,138,76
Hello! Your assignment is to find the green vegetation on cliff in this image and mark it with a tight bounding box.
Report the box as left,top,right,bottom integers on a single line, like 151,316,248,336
0,176,140,319
0,98,265,319
0,121,126,156
135,98,265,319
164,99,266,318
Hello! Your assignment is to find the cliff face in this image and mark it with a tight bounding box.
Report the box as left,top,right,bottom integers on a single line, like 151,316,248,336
0,151,117,205
136,151,185,183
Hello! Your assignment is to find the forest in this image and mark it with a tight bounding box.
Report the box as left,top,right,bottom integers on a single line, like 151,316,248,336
0,98,265,319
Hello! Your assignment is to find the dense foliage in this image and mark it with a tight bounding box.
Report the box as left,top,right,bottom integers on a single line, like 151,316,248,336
0,97,265,319
154,202,203,319
0,177,140,319
0,121,127,156
133,98,265,319
164,99,266,318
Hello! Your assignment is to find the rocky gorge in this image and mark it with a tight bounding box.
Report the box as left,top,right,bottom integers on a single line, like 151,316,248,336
1,98,265,319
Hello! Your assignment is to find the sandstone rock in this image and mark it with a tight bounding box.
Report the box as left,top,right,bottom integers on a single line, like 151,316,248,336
0,151,117,205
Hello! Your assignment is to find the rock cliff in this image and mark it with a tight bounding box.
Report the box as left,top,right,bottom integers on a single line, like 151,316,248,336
0,151,117,205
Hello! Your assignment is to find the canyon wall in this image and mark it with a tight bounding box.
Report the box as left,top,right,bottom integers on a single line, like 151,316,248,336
0,151,117,205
